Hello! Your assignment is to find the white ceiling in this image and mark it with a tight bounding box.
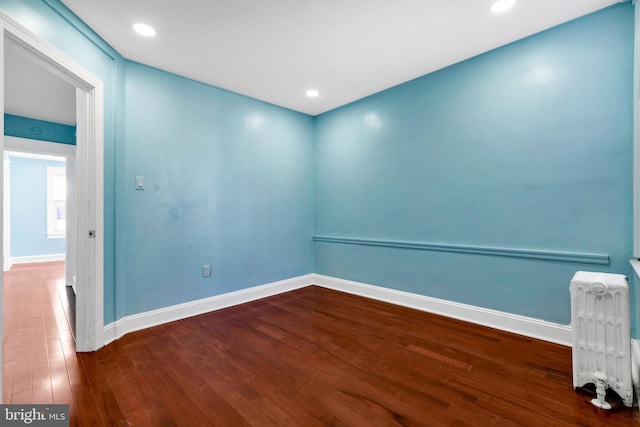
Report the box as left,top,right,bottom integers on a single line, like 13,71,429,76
4,37,76,125
57,0,621,116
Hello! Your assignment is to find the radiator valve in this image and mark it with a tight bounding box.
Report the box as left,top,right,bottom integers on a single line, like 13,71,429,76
591,371,611,410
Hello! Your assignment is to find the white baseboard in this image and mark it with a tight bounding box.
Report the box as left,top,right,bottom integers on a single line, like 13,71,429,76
311,274,572,346
102,274,314,346
102,273,572,348
10,253,65,265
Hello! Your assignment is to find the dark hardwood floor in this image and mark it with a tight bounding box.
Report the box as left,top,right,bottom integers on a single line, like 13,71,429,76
3,262,640,426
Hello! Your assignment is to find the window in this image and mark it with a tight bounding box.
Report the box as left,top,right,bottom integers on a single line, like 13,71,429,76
47,166,66,239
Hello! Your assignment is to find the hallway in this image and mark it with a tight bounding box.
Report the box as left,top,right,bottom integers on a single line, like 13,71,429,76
2,262,76,409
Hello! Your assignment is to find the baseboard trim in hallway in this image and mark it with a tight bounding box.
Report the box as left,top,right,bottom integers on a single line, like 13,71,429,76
103,273,572,348
102,274,314,346
313,274,572,346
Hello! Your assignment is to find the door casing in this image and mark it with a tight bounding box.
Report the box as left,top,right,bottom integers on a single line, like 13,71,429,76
0,11,105,382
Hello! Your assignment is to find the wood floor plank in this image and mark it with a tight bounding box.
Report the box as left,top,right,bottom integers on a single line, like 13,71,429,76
4,265,640,425
10,387,32,404
2,360,16,402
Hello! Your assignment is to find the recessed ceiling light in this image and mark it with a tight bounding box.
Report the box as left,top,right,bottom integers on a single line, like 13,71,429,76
490,0,516,13
132,22,156,37
305,89,320,98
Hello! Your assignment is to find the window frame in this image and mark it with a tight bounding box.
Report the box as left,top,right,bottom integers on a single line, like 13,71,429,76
46,165,66,239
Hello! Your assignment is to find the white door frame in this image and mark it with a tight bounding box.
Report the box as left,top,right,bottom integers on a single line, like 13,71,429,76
2,157,9,273
65,142,77,294
0,10,104,362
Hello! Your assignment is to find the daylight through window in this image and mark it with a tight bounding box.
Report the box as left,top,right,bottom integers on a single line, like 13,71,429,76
47,166,66,238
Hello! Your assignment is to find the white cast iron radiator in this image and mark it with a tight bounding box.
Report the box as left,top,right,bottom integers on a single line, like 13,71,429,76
570,271,633,408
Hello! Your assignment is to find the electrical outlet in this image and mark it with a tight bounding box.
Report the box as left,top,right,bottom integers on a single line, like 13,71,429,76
202,264,211,277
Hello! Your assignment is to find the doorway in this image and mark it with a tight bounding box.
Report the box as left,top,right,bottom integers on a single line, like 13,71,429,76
0,11,105,393
3,148,76,339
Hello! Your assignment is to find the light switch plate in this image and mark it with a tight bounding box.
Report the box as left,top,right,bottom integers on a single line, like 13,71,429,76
135,175,145,190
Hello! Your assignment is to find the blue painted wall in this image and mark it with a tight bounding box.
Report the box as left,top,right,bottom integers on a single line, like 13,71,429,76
5,114,76,145
121,62,314,316
1,1,635,336
9,155,65,257
314,4,634,327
